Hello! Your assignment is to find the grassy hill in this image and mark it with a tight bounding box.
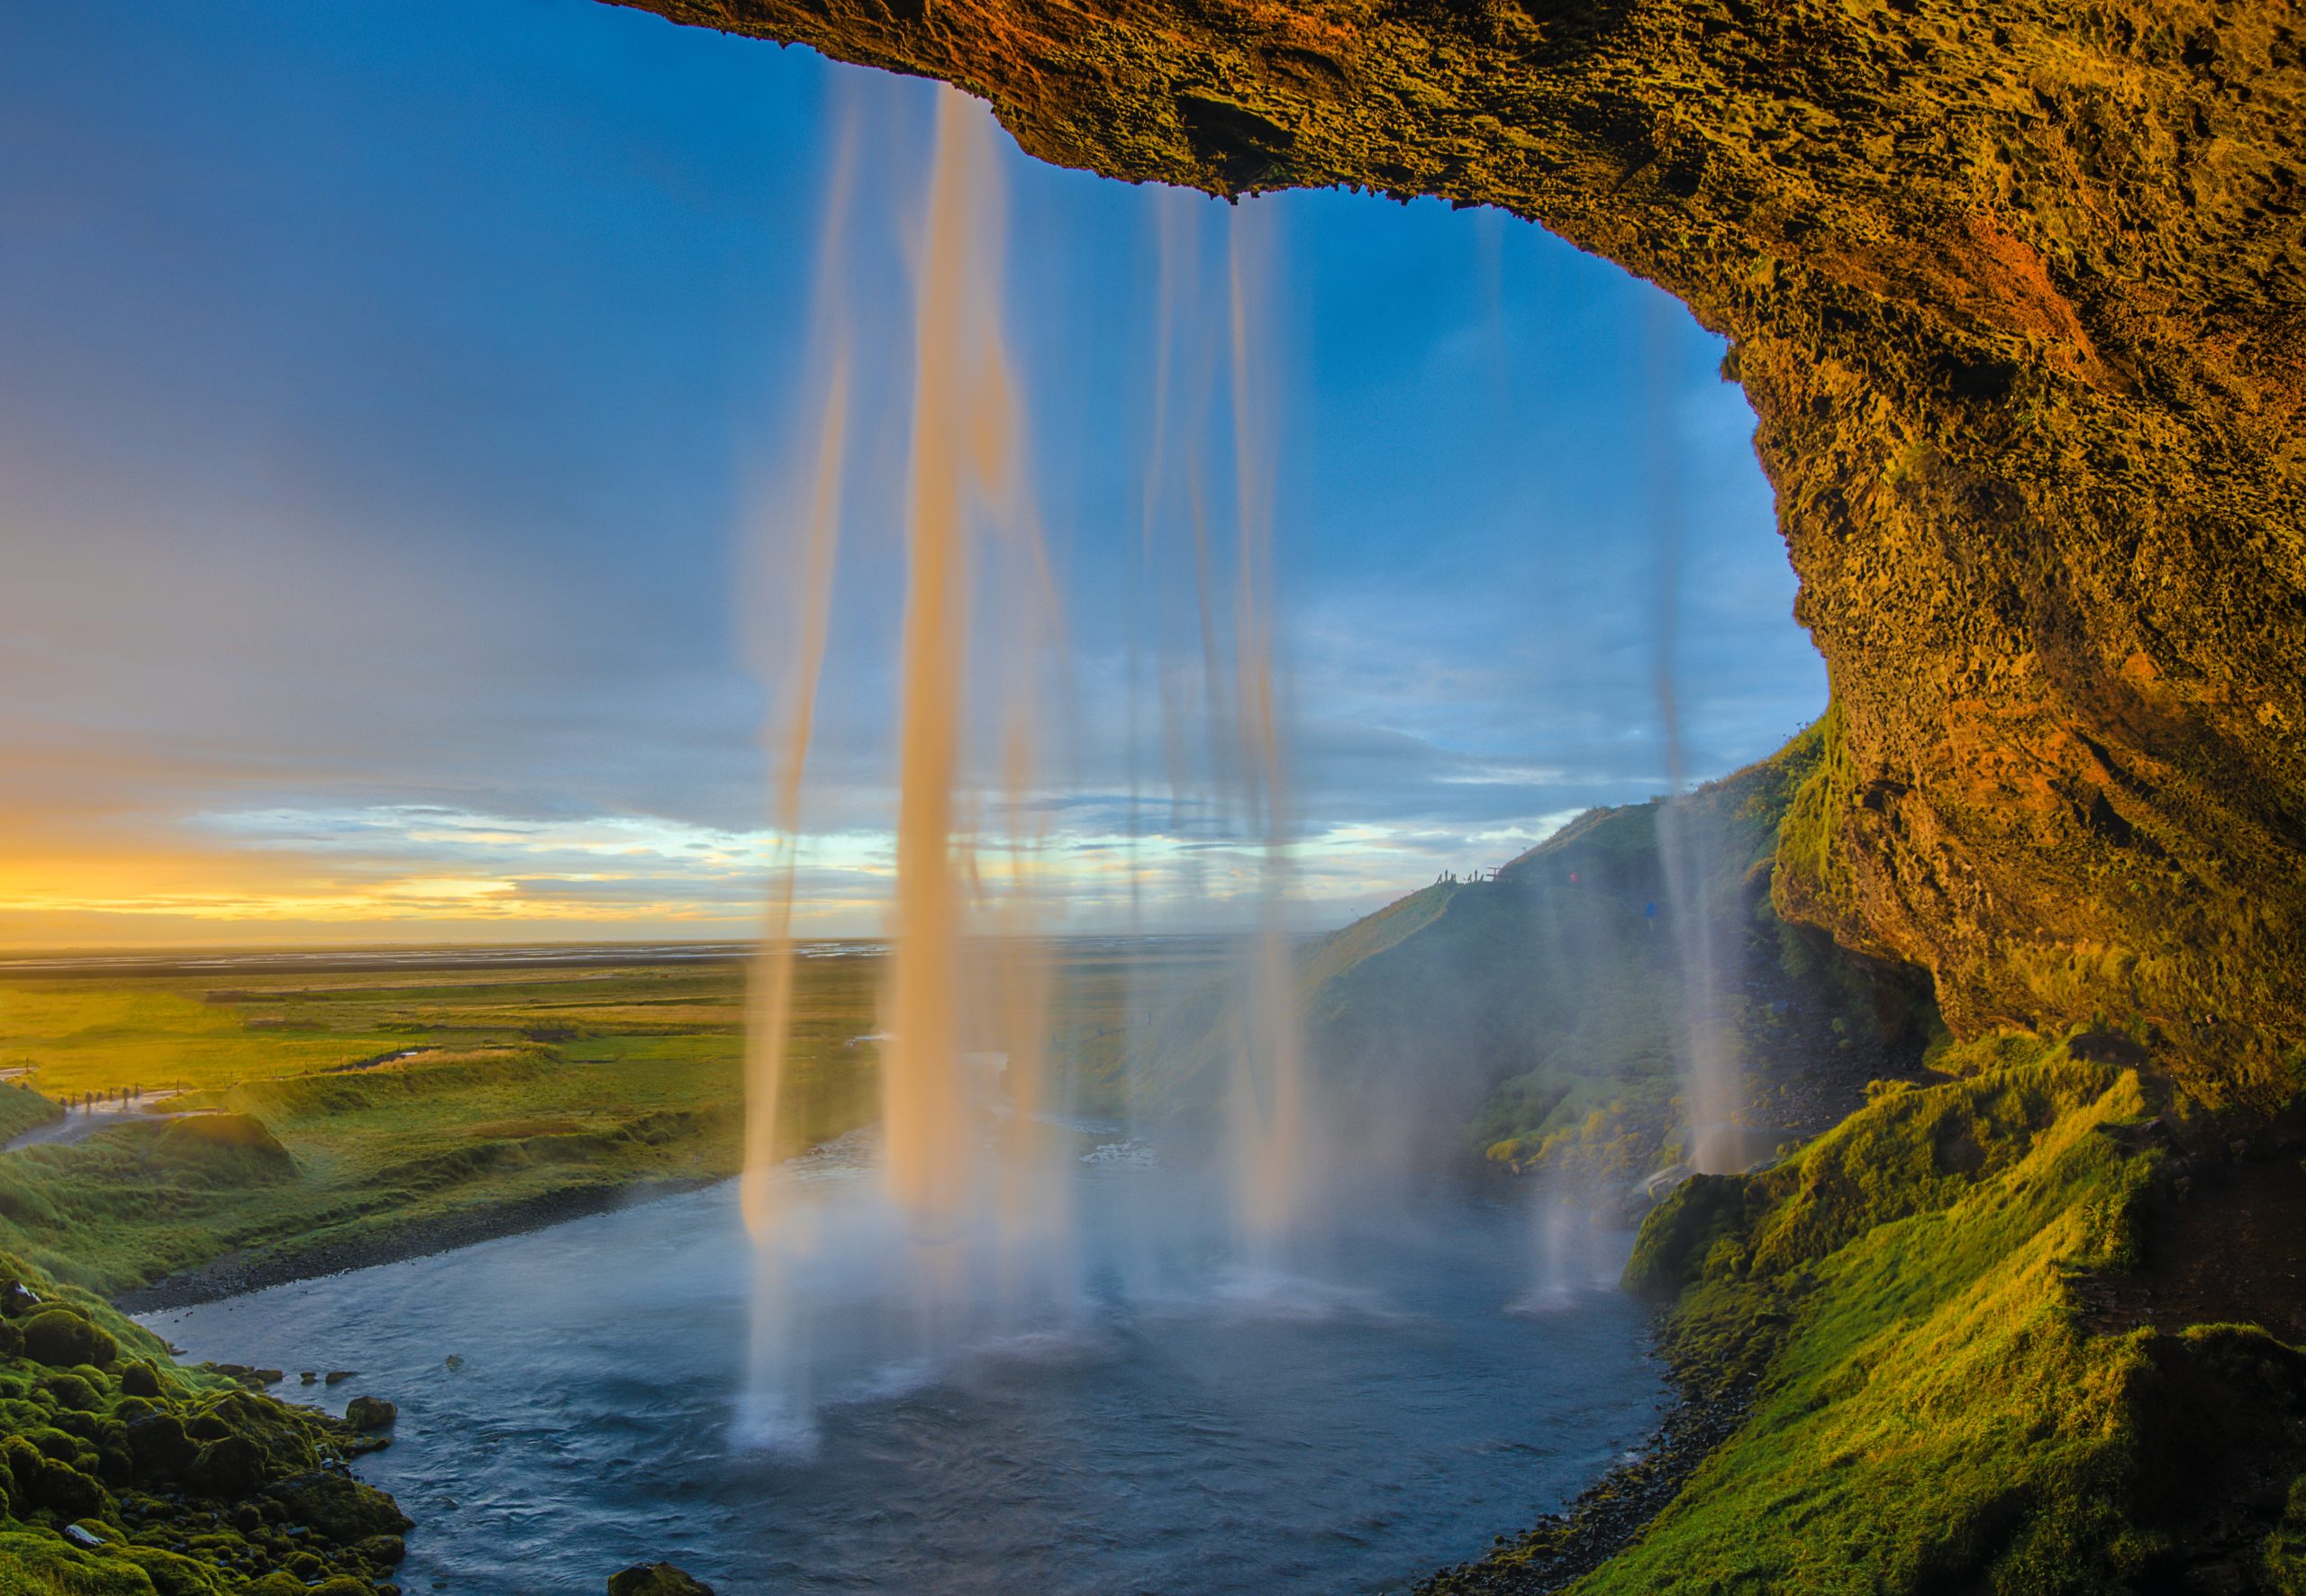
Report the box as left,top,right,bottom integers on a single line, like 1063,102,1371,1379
1130,721,1938,1202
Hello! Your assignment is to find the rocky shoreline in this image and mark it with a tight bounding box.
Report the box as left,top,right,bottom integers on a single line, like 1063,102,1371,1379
113,1175,725,1314
1412,1344,1751,1595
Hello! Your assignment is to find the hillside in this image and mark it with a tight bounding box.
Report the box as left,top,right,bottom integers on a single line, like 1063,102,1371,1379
1135,723,1938,1202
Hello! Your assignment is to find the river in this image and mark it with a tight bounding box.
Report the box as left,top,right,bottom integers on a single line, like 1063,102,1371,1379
139,1145,1662,1593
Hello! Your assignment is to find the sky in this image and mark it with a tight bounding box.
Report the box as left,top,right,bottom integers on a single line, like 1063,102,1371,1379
0,0,1826,947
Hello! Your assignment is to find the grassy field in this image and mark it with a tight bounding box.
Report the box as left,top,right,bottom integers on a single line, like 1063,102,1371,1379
0,942,1223,1296
0,955,834,1293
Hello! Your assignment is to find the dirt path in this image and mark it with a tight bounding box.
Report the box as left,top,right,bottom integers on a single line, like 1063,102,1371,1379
5,1093,192,1153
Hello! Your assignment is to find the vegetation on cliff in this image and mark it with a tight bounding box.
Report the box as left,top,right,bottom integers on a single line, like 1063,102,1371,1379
1424,1029,2306,1593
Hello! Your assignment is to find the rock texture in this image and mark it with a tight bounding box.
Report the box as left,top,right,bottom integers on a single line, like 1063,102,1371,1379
615,0,2303,1093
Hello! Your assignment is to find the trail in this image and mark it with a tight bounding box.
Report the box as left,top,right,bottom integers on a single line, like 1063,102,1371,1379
5,1093,194,1153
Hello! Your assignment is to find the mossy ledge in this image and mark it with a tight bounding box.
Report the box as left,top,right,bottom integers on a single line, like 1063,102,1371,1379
0,1247,410,1595
607,0,2305,1098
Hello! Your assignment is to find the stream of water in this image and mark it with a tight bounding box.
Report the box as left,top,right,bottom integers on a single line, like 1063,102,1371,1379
140,1142,1661,1594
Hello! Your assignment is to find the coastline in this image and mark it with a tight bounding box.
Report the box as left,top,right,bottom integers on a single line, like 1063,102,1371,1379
113,1173,730,1313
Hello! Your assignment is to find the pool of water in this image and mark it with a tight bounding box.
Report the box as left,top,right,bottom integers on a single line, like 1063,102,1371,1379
140,1152,1662,1594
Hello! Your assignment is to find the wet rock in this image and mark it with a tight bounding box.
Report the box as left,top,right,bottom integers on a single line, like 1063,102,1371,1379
213,1362,286,1387
608,1564,717,1596
324,1370,359,1386
344,1396,397,1432
353,1532,409,1569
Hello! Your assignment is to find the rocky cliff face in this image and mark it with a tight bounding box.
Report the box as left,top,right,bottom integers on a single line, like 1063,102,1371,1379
619,0,2304,1094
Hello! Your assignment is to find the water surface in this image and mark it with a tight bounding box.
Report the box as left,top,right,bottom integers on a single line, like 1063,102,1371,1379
141,1158,1660,1594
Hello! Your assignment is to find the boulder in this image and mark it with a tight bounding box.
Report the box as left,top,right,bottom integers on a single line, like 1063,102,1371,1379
344,1396,397,1432
264,1468,413,1544
40,1371,102,1411
22,1306,117,1368
119,1361,164,1398
125,1412,197,1481
608,1563,716,1596
27,1454,108,1518
186,1434,268,1498
241,1575,310,1596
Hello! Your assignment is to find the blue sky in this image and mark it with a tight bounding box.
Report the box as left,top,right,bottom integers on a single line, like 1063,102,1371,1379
0,0,1824,944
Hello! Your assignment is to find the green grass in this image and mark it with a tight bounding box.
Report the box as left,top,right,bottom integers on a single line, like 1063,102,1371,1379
0,959,836,1293
0,945,1170,1294
1552,1033,2302,1593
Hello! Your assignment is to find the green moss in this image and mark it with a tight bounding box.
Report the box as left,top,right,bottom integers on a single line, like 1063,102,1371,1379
0,1247,399,1595
1543,1051,2272,1593
1771,698,1857,933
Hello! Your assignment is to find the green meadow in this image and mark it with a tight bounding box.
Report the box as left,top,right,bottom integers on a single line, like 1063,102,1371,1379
0,958,836,1294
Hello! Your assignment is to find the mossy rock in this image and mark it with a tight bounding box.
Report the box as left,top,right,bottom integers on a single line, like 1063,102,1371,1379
0,1528,164,1594
118,1362,162,1399
185,1434,267,1498
123,1412,196,1482
42,1371,104,1411
264,1470,413,1545
28,1453,111,1519
241,1574,312,1596
342,1396,395,1433
118,1543,235,1596
1622,1174,1755,1300
23,1305,119,1369
607,1564,716,1596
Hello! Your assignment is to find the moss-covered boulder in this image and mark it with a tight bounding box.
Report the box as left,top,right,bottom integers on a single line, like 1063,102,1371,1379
123,1411,197,1481
23,1304,118,1368
265,1468,413,1543
342,1395,396,1432
186,1433,267,1498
